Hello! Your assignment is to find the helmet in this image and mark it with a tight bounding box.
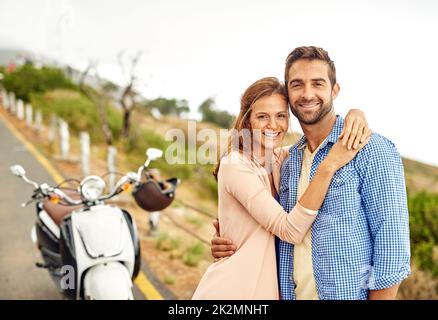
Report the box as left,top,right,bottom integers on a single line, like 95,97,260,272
132,170,179,211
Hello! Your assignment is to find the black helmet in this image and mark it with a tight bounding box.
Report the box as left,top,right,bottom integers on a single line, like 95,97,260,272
132,170,179,211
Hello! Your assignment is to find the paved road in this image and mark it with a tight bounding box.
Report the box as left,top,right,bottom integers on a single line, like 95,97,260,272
0,115,144,299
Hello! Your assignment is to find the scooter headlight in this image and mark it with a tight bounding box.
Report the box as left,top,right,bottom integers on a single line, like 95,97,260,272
80,176,106,202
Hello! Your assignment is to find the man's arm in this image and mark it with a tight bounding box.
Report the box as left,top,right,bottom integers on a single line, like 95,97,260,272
358,135,411,299
368,284,400,300
211,219,236,260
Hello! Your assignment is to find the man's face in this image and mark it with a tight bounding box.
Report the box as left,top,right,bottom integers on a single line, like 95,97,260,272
286,59,339,125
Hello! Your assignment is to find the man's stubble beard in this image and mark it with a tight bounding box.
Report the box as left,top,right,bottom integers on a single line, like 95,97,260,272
290,98,334,125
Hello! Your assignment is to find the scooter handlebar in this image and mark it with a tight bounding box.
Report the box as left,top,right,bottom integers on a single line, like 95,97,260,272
12,158,156,206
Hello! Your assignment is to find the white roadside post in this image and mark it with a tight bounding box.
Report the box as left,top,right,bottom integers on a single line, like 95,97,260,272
151,108,162,120
107,146,117,192
25,104,33,127
59,119,70,160
149,211,161,237
80,132,90,177
9,92,16,114
48,114,57,143
1,89,8,109
16,99,24,120
35,110,43,134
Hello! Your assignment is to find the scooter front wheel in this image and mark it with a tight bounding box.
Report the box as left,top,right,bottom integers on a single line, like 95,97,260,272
83,262,133,300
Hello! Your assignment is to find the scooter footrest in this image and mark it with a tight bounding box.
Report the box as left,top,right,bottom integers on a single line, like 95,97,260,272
35,262,60,270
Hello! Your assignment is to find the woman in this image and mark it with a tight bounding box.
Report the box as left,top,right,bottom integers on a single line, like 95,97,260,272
192,77,370,300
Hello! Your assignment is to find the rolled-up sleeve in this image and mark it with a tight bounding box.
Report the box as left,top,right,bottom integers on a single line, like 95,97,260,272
358,137,411,290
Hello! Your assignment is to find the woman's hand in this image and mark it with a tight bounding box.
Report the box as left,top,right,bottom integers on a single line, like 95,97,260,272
339,109,372,150
323,136,371,172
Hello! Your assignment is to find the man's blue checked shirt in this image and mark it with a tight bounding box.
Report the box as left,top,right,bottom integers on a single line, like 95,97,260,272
277,116,411,300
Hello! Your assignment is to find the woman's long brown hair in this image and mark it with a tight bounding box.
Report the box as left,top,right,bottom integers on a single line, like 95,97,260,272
212,77,287,180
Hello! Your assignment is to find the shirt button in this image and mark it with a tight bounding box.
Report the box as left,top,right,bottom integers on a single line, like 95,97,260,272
336,178,341,183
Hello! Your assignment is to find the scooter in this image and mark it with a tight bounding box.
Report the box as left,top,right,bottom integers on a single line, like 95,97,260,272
10,147,178,299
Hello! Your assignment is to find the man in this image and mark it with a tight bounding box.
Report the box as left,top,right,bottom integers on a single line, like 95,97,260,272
211,46,410,300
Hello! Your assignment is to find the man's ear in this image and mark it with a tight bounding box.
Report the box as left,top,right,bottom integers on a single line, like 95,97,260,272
332,83,340,100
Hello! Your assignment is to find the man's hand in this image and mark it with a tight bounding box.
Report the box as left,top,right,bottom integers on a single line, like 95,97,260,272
211,219,236,261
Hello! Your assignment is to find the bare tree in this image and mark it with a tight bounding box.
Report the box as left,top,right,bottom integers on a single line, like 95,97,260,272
117,50,143,138
78,59,98,94
79,60,114,145
94,74,115,145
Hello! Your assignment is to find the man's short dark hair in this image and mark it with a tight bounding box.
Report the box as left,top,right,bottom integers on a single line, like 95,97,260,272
284,46,337,87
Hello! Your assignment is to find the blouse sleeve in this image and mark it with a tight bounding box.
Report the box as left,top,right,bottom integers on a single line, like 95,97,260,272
219,156,317,244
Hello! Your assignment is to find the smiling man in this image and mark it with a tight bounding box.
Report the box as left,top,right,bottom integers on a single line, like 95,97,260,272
212,46,411,300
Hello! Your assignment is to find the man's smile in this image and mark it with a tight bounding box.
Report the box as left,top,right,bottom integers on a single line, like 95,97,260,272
297,101,321,110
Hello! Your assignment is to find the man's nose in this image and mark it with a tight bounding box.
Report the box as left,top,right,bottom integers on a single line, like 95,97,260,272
302,85,315,100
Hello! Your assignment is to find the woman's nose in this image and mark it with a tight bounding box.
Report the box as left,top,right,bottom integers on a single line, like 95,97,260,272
268,116,278,130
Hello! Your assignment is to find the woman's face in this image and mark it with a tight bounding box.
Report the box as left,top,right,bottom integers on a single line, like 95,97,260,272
249,93,289,152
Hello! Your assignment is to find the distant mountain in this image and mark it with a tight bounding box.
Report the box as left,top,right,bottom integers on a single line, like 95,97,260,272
0,48,59,68
0,49,31,66
0,48,135,108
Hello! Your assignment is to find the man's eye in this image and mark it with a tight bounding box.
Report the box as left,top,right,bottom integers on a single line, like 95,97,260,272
258,115,268,120
278,114,287,119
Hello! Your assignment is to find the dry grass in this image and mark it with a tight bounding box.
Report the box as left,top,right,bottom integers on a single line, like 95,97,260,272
403,158,438,194
398,266,438,300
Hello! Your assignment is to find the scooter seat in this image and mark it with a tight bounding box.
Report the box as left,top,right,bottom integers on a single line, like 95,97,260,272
42,188,83,226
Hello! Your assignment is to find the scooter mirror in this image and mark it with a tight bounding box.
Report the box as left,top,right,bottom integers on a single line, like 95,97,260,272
146,148,163,161
10,165,26,177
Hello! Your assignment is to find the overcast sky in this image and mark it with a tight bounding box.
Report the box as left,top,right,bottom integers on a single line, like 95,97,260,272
1,0,437,166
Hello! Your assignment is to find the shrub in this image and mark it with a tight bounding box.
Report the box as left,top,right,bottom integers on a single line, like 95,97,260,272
155,232,180,252
30,89,123,143
182,241,205,267
163,275,176,285
142,97,190,117
185,215,203,227
2,63,77,101
409,192,438,277
198,97,234,128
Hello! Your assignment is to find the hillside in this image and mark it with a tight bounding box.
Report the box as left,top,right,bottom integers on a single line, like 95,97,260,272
403,158,438,194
